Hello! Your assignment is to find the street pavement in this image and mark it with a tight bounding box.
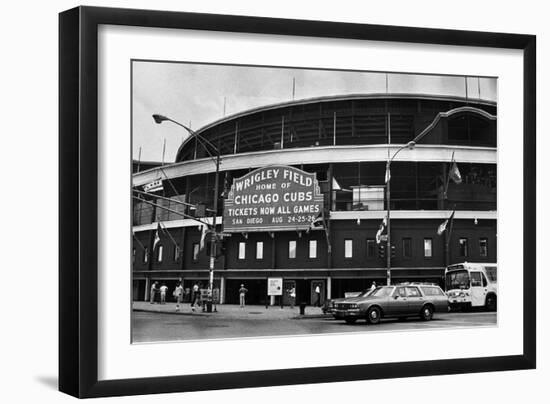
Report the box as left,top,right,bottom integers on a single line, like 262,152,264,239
132,301,497,343
133,301,323,320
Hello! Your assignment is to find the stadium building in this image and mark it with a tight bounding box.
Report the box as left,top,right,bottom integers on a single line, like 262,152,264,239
132,93,497,306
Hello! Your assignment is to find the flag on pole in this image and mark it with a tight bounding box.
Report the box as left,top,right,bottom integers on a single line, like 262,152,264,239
199,224,208,251
332,177,342,191
375,216,388,244
153,223,161,250
449,160,462,184
384,165,391,184
159,222,179,249
321,208,332,253
306,210,324,234
437,211,455,236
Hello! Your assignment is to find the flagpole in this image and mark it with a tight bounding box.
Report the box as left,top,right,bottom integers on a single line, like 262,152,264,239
132,232,147,252
137,146,142,172
444,150,455,201
444,208,456,267
161,138,166,165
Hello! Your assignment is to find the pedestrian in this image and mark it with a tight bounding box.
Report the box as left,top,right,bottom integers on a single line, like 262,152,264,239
239,284,248,308
150,281,159,304
370,281,377,292
159,283,168,304
173,281,183,312
314,284,321,307
288,286,296,309
191,282,200,311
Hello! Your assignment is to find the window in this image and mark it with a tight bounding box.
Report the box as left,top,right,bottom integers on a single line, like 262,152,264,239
485,266,497,282
481,273,488,287
424,238,433,258
192,243,199,262
366,239,376,258
470,272,482,287
288,240,297,259
479,237,488,257
309,240,317,259
394,287,407,297
156,245,163,262
143,248,148,263
344,239,353,258
406,287,421,297
238,242,246,260
256,242,263,260
459,238,469,257
403,238,412,258
352,186,384,210
420,287,445,296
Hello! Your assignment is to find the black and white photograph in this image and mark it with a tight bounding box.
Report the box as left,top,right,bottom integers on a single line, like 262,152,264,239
131,61,498,343
2,0,545,402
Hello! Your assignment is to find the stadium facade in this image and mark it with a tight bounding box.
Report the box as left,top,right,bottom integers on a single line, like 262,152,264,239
132,93,497,306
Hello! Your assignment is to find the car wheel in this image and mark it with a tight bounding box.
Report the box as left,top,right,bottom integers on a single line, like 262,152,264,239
485,295,497,312
421,305,434,321
366,307,381,324
344,317,357,324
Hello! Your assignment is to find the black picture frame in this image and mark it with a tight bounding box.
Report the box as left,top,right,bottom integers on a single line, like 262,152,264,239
59,6,536,398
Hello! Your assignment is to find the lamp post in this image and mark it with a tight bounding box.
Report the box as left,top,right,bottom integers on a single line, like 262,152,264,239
385,140,416,285
382,106,493,284
152,114,220,309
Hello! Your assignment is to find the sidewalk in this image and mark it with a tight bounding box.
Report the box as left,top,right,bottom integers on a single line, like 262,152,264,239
132,301,329,320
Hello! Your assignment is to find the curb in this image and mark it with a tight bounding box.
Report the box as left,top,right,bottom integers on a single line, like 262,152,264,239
133,308,211,317
292,314,333,320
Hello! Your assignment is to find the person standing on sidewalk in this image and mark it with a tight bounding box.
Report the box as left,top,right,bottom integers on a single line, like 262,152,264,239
150,281,159,304
159,283,168,304
173,281,183,312
314,284,321,307
191,282,200,311
288,286,296,309
239,284,248,309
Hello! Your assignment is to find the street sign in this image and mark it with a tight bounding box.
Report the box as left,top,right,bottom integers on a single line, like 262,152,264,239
223,165,324,233
267,277,283,296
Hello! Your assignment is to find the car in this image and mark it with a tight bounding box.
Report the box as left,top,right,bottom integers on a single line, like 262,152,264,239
322,289,374,314
332,284,448,324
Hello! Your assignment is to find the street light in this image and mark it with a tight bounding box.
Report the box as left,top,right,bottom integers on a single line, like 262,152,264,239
385,140,416,285
382,106,495,285
153,114,221,310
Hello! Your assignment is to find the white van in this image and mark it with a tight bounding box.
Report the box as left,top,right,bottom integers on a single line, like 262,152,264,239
445,262,497,311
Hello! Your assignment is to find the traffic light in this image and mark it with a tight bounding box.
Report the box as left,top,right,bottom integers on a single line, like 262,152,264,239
391,244,396,258
378,244,386,259
221,173,232,198
215,239,226,259
195,203,206,217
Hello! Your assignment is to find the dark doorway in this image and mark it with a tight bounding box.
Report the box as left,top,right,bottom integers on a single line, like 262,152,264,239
282,280,296,306
133,279,146,301
310,279,325,306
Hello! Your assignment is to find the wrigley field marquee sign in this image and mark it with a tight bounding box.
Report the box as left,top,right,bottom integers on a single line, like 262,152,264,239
223,166,324,233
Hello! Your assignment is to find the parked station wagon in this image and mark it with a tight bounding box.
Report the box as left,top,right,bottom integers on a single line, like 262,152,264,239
332,284,448,324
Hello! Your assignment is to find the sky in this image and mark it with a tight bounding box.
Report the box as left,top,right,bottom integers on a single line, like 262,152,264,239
132,61,497,162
